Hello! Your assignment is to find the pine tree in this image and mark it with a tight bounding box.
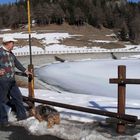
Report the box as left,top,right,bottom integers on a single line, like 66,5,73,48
120,22,129,41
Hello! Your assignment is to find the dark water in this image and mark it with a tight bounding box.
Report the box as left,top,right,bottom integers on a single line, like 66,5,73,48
0,125,64,140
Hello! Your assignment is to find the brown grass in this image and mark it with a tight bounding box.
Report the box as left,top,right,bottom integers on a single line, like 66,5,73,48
0,23,126,49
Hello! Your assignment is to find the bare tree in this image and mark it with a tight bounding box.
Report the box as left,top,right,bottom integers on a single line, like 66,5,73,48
18,5,27,25
51,3,65,24
7,5,19,28
129,14,140,43
74,7,85,26
120,22,129,41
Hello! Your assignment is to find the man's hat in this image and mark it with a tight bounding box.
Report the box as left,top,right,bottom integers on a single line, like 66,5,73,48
2,36,17,43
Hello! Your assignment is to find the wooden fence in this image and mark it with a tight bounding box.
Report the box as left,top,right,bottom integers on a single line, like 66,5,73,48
15,65,140,134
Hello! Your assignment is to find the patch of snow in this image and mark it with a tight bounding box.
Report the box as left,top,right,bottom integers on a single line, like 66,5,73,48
0,29,11,32
106,33,116,37
91,40,118,43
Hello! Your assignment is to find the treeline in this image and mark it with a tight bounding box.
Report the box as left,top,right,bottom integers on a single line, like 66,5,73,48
0,0,140,43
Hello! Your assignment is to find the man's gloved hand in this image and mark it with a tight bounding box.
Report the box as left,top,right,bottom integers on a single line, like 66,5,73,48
25,69,33,82
25,69,33,76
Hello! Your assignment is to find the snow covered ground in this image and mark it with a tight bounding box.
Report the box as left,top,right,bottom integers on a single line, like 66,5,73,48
0,32,140,56
10,83,140,140
0,30,140,140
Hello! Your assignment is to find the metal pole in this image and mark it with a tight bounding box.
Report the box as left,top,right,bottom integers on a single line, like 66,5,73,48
27,0,32,65
117,65,126,133
27,0,34,99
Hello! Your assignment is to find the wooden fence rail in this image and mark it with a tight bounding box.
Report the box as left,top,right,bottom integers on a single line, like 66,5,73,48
22,96,137,123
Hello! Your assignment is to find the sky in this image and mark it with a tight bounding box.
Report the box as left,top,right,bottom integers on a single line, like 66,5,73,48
128,0,140,2
0,0,16,4
0,0,139,4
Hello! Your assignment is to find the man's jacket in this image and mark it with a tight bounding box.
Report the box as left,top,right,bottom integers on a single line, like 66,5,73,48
0,47,26,80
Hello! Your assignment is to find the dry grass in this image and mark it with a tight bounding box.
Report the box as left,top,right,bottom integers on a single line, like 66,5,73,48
0,23,126,49
101,42,125,49
15,37,44,48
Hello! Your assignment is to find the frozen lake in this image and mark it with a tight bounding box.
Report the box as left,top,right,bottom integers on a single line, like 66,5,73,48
36,59,140,100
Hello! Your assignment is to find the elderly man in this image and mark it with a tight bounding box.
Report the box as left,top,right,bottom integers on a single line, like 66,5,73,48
0,36,31,127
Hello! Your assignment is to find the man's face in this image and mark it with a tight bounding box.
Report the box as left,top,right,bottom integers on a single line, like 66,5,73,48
6,41,14,51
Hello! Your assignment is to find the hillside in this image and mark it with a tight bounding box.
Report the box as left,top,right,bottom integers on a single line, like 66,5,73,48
0,23,127,49
0,0,140,43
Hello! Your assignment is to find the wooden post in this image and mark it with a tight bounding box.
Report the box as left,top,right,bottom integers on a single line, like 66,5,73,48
27,0,34,107
28,64,34,98
109,65,140,133
117,65,126,133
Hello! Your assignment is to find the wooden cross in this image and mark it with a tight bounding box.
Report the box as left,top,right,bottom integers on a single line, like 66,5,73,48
110,65,140,133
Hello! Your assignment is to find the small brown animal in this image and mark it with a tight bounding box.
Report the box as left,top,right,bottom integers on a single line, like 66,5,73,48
30,105,60,128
